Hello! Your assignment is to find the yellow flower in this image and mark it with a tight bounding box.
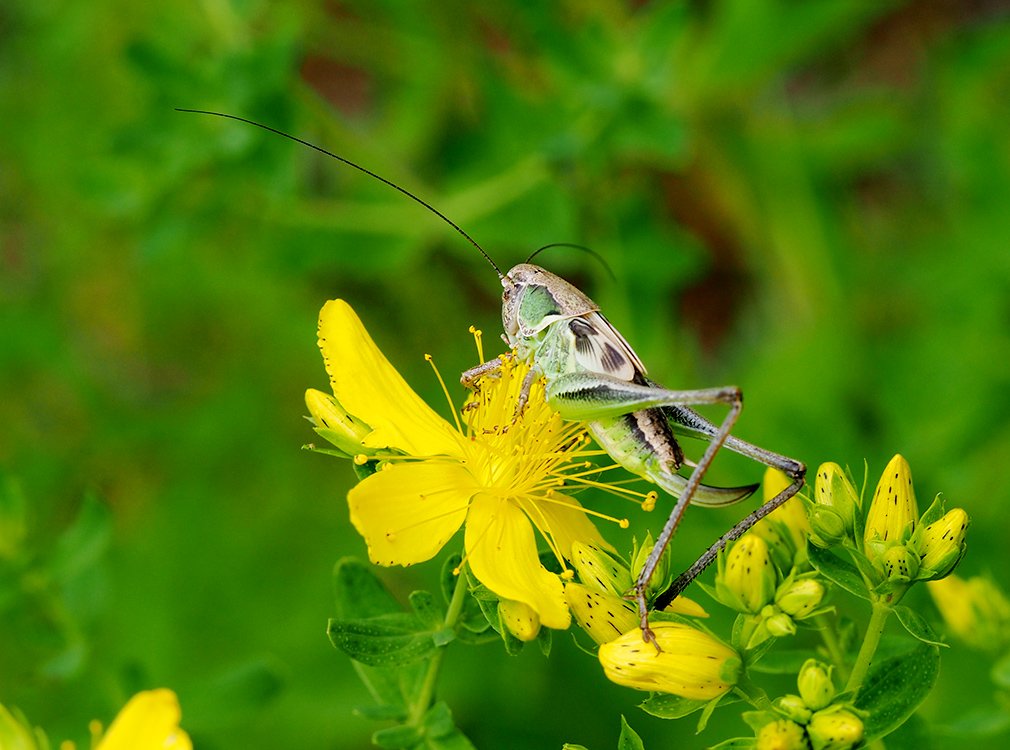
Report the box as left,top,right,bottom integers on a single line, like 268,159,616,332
917,508,969,579
598,622,740,699
864,454,918,560
310,300,616,629
928,574,1010,651
94,690,190,750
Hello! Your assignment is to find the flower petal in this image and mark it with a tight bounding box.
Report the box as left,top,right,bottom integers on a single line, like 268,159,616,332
97,689,191,750
348,462,472,567
521,492,613,563
465,495,570,629
318,300,460,457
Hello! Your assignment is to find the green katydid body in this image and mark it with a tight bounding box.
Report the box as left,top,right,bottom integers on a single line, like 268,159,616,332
499,263,756,507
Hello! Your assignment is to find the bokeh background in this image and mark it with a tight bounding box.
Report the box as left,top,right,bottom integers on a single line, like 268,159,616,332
3,1,1010,748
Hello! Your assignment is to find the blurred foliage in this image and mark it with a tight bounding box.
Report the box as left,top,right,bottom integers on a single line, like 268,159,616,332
2,0,1010,747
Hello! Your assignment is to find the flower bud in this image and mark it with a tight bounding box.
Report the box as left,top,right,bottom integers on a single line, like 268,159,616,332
631,532,671,597
814,462,859,534
719,535,777,613
305,389,372,456
598,622,740,699
775,694,813,724
864,454,918,560
776,578,826,619
880,545,920,583
756,719,807,750
753,467,811,550
928,574,1010,651
807,707,864,750
564,582,637,646
798,659,835,710
809,506,847,547
498,599,541,642
918,508,969,580
764,609,797,638
570,542,633,597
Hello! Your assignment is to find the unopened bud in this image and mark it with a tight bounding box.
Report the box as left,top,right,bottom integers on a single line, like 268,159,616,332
631,532,671,597
765,609,797,638
756,719,807,750
798,659,836,711
570,542,632,597
719,535,777,613
775,694,812,724
918,508,969,580
776,578,826,619
498,599,541,642
564,582,637,646
807,707,864,750
881,545,919,583
864,455,918,561
814,462,859,532
305,389,372,456
809,506,847,547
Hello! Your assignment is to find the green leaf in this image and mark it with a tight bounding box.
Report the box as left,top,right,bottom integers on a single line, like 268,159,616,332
372,724,422,749
422,702,477,750
639,693,707,719
747,649,813,674
327,613,436,667
333,558,400,619
808,545,871,600
618,715,645,750
918,495,945,528
856,642,940,741
883,712,934,750
562,745,591,750
410,590,444,630
537,625,552,656
354,704,408,721
893,605,947,647
708,740,756,750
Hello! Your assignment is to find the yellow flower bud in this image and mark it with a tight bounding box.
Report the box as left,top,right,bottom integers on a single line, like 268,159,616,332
498,599,541,642
305,388,372,455
776,578,826,619
662,594,709,618
928,574,1010,651
564,582,638,646
807,707,864,750
754,468,811,549
864,455,918,560
881,545,919,583
720,535,778,613
598,622,740,700
756,719,807,750
798,659,835,711
814,463,859,530
918,508,969,579
570,542,633,597
775,694,813,724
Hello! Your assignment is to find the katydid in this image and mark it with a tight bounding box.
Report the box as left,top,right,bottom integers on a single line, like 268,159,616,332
178,109,807,645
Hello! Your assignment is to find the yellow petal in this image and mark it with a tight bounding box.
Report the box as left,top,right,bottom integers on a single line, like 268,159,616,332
522,492,613,564
97,689,191,750
348,462,471,567
465,495,570,630
317,300,460,457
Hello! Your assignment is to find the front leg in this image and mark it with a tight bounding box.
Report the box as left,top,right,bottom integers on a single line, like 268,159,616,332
460,358,503,390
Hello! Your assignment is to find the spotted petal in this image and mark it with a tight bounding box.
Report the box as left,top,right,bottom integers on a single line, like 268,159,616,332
465,495,571,630
318,300,460,457
349,462,472,566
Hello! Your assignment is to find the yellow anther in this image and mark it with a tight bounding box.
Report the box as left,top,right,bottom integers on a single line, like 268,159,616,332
643,491,658,512
424,353,433,361
561,569,575,580
619,518,630,529
353,454,369,465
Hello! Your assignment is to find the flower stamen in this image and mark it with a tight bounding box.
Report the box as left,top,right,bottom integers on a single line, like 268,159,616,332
425,353,464,434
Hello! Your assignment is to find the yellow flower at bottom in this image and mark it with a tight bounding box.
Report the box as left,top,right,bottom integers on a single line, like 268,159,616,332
598,622,740,699
311,300,616,630
95,690,190,750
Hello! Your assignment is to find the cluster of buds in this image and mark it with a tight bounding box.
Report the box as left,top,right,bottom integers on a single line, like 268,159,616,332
755,659,865,750
564,539,739,700
712,471,828,649
809,455,970,603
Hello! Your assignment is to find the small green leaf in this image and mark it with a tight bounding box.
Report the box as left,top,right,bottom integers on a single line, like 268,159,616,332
354,704,408,721
423,702,478,749
639,693,707,719
747,649,813,674
354,460,380,481
537,625,552,656
409,590,444,630
372,723,422,749
707,739,756,749
562,745,591,750
618,715,645,750
918,495,945,528
741,710,779,732
333,558,400,619
808,545,871,600
327,613,436,667
893,605,946,647
856,642,940,741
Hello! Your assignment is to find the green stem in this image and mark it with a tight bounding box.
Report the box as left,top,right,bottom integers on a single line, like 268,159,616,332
815,613,849,683
844,599,890,695
407,568,469,726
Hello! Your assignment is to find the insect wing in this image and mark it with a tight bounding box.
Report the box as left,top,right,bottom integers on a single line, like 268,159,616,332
569,311,647,382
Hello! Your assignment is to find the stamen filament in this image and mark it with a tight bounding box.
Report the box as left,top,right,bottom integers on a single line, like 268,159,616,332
425,353,464,434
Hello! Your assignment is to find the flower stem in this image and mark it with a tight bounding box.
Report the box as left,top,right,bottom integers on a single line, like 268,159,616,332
408,568,469,726
844,599,890,696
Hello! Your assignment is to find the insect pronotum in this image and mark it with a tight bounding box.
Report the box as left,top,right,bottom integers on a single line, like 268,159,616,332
178,109,807,645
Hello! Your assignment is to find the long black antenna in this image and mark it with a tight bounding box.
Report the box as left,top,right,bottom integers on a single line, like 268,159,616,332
176,108,505,279
526,242,615,281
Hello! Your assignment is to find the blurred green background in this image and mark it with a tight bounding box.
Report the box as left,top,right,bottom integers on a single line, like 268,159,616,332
2,1,1010,748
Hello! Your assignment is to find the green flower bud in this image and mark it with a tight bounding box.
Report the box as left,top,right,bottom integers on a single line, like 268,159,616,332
917,508,969,580
570,542,633,597
864,455,918,561
564,582,638,646
719,535,778,613
630,532,671,598
776,578,826,619
765,609,797,638
881,545,919,583
775,694,813,724
807,707,864,750
809,506,847,547
756,719,807,750
814,462,859,534
498,599,541,642
305,388,372,456
798,659,835,711
598,622,740,700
